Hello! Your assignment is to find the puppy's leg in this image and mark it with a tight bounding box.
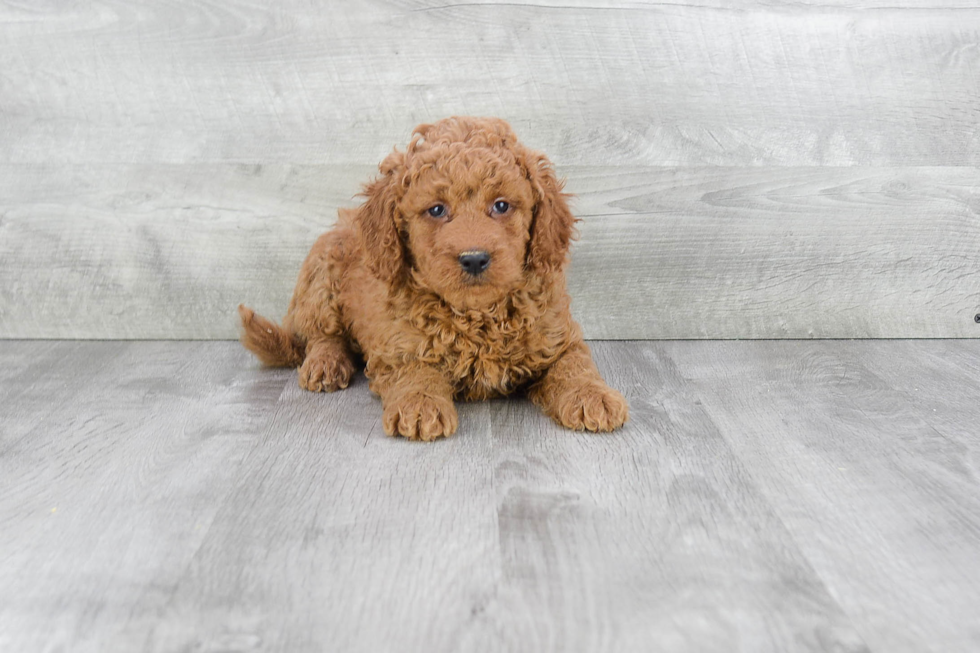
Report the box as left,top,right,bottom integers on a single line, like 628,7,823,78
529,341,628,432
298,336,356,392
283,230,357,392
371,363,458,441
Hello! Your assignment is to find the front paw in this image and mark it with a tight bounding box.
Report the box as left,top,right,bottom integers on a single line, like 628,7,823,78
383,392,458,441
299,348,355,392
547,382,629,432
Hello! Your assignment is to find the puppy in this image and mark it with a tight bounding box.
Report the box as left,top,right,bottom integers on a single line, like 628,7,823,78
239,117,628,440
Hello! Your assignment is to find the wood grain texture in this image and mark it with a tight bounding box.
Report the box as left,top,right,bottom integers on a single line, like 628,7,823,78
568,166,980,339
465,342,869,653
2,0,979,340
1,0,978,167
0,342,292,653
2,164,978,339
666,340,980,653
0,163,358,339
147,376,501,653
5,340,980,651
0,340,868,653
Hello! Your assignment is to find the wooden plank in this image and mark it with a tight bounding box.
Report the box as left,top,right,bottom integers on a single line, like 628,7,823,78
145,365,502,653
5,340,980,650
0,339,872,652
0,341,101,443
0,163,365,339
1,1,978,166
463,341,869,652
666,340,980,653
2,164,977,339
568,166,980,339
0,341,292,653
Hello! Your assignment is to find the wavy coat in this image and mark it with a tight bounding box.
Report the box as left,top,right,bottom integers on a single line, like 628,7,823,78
240,117,628,440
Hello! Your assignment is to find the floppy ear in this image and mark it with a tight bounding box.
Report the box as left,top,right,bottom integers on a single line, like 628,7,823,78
526,153,577,274
356,151,406,285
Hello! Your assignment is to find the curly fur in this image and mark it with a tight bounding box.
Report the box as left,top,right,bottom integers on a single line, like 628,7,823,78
239,117,628,440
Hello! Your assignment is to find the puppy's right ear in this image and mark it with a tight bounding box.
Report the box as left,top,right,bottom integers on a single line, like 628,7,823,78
356,151,406,285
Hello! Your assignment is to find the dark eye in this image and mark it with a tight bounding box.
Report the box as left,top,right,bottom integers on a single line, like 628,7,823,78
427,204,447,218
491,200,510,215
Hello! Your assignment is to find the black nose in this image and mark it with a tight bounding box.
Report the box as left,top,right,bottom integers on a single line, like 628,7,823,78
458,250,491,276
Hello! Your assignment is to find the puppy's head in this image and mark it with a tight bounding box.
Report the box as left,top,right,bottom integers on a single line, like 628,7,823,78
355,117,575,309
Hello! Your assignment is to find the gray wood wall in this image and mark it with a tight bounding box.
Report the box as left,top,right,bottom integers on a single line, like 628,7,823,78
1,0,978,339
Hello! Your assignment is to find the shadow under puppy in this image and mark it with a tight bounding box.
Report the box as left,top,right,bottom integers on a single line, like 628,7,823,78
239,116,628,440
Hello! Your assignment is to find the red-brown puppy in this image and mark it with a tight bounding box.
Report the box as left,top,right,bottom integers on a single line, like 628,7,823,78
239,117,628,440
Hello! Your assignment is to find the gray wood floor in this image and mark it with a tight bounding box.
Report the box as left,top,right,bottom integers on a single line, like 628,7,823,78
1,340,978,653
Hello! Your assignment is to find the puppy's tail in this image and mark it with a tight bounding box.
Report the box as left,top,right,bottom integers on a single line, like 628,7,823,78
237,304,306,368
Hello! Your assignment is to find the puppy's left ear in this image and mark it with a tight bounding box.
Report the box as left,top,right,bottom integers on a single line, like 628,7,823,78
525,153,577,275
356,150,407,285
